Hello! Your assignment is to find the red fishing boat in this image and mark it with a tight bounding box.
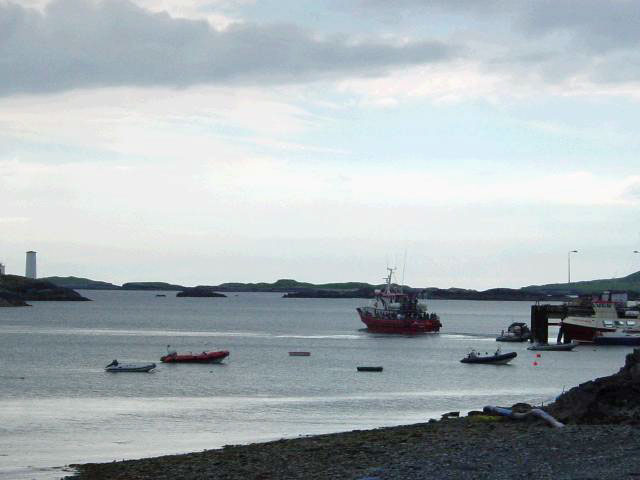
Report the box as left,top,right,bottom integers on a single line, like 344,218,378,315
356,268,442,334
160,349,229,363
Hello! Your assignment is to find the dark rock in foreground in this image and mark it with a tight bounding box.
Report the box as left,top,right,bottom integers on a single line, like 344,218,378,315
546,348,640,424
176,287,227,298
0,275,89,302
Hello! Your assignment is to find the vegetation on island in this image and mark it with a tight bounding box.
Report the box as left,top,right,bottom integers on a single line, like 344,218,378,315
0,274,90,306
40,270,640,300
176,287,227,298
41,276,120,290
121,282,186,291
523,270,640,296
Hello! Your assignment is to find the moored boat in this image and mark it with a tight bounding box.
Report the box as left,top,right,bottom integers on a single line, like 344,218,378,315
356,268,441,334
594,331,640,346
160,350,229,363
460,349,516,365
357,366,383,372
496,322,531,342
105,360,156,372
288,351,311,356
527,341,579,351
560,292,640,344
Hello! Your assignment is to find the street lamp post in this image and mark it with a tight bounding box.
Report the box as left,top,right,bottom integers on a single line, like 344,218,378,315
568,250,578,291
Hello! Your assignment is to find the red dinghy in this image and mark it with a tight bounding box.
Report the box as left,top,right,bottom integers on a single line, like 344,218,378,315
161,350,229,364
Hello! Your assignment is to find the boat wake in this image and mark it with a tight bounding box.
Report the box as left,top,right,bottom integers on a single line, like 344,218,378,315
0,326,363,340
441,333,496,341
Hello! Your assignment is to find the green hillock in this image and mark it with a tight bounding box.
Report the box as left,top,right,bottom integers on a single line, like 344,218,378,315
41,276,119,290
522,271,640,295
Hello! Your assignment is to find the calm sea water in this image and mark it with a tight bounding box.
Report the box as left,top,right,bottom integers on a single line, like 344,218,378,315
0,291,632,479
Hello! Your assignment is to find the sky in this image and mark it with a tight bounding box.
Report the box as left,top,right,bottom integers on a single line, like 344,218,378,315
1,0,639,289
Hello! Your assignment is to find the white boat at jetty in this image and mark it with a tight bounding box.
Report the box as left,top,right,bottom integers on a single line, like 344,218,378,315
105,360,156,372
560,292,640,345
527,341,579,351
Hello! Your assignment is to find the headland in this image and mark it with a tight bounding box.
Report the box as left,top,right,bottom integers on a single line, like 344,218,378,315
0,274,89,305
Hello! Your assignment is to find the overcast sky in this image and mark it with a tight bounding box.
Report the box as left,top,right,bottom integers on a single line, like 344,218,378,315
1,0,639,289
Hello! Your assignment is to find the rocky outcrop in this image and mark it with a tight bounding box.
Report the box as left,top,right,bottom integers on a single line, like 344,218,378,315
0,289,30,306
546,348,640,424
0,275,90,302
176,287,227,298
122,282,186,291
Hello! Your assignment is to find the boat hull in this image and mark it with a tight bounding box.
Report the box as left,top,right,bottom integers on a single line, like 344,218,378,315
561,322,613,343
594,335,640,346
106,363,156,372
527,341,578,351
161,350,229,363
357,309,441,334
496,336,529,342
461,352,517,365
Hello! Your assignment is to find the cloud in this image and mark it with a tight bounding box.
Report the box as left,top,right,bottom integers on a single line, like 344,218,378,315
521,1,640,52
0,0,456,96
359,0,640,92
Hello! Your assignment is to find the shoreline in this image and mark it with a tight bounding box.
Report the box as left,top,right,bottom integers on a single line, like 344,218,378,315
65,415,640,480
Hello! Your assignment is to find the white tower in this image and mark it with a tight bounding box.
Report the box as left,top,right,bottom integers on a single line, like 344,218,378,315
0,262,5,275
25,251,37,279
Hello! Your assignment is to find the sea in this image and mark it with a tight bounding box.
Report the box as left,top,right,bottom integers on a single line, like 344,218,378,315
0,291,631,479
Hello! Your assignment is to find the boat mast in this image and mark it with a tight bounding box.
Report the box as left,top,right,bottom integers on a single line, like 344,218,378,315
384,267,395,295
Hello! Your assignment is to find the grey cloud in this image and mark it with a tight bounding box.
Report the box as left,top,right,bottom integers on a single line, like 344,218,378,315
0,0,456,96
521,0,640,53
360,0,640,85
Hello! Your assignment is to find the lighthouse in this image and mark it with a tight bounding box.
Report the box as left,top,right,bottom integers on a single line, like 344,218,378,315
25,251,37,279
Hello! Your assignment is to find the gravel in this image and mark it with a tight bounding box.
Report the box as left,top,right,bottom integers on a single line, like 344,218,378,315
65,416,640,480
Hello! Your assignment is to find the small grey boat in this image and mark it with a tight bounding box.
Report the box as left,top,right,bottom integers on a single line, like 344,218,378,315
105,360,156,372
527,341,578,351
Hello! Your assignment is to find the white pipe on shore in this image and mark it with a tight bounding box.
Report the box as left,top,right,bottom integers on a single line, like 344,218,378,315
483,406,564,428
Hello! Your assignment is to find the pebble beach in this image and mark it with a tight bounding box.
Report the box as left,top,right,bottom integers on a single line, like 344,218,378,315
66,416,640,480
67,348,640,480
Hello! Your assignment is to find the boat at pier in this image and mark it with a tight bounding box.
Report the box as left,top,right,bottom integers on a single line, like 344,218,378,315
161,350,229,363
527,341,579,351
496,322,531,342
560,292,640,345
356,268,441,334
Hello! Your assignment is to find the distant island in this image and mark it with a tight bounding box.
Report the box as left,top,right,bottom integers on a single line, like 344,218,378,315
176,287,227,298
36,270,640,301
40,276,186,291
0,275,90,306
